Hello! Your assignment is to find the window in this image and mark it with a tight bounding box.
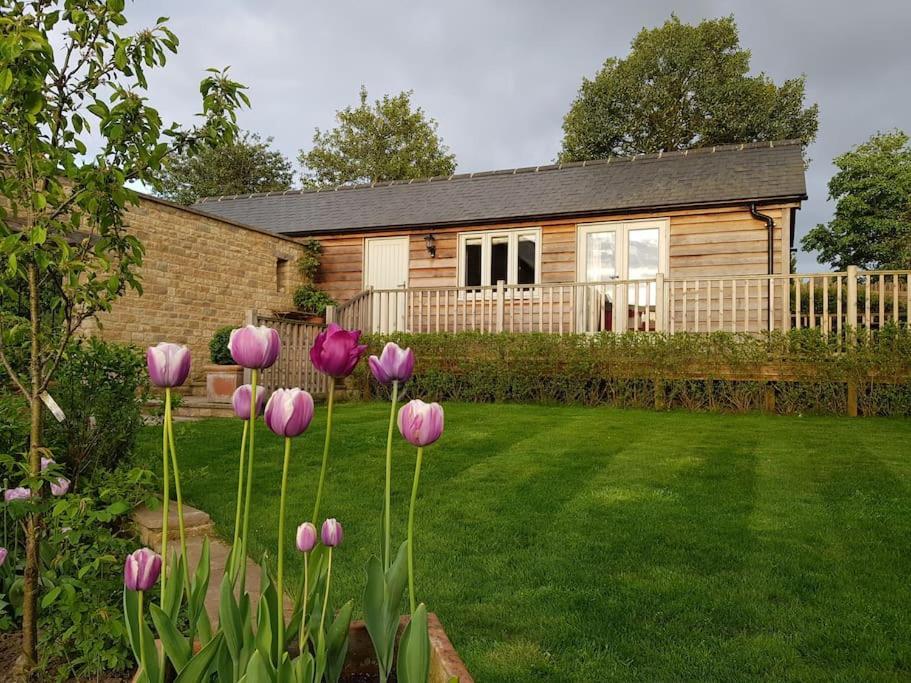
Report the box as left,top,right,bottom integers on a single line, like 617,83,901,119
276,258,289,293
458,229,541,290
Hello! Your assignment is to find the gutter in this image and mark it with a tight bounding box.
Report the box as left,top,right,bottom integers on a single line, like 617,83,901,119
750,203,776,329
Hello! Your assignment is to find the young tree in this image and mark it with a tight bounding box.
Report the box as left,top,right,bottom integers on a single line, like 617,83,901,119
559,15,819,161
0,1,247,673
156,131,293,204
802,131,911,270
299,86,456,187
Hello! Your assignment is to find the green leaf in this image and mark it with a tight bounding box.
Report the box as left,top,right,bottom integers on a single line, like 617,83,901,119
163,552,186,617
256,592,274,667
325,600,353,683
245,649,275,683
175,631,224,683
150,602,191,670
123,589,161,683
40,585,61,608
0,69,12,92
396,604,430,683
364,555,391,672
293,650,314,683
219,572,244,660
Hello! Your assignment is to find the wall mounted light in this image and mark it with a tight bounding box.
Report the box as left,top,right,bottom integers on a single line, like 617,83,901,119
424,233,437,258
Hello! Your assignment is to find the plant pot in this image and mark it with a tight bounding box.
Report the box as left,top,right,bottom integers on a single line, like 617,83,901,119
204,364,244,402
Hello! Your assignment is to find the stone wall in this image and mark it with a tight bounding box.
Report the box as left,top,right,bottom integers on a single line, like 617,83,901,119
87,195,304,384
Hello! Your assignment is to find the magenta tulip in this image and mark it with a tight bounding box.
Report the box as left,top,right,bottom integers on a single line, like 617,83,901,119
264,388,315,438
232,384,266,419
321,518,343,547
296,522,318,553
368,342,415,385
4,487,31,502
310,324,366,378
397,400,444,447
228,325,281,369
123,548,162,592
146,342,191,388
0,547,7,567
51,477,70,497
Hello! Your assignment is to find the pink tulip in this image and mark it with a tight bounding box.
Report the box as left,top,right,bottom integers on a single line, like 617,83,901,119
4,487,31,502
51,477,70,497
0,547,7,566
309,324,366,378
264,388,315,438
41,457,54,471
232,384,266,419
146,342,191,388
321,518,343,547
368,342,415,385
296,522,318,552
123,548,162,592
397,400,444,447
228,325,281,369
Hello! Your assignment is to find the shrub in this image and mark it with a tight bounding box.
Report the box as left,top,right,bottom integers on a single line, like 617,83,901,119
0,391,28,457
209,324,235,364
293,283,336,315
297,238,323,282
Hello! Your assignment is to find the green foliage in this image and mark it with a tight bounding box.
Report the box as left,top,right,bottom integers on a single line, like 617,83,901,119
0,391,27,456
360,327,911,416
299,86,456,188
156,130,294,205
210,325,236,365
364,542,409,681
560,15,818,161
802,130,911,269
45,339,150,482
293,284,336,316
298,239,323,283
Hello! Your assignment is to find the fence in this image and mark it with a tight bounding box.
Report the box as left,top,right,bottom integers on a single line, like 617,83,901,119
248,311,329,395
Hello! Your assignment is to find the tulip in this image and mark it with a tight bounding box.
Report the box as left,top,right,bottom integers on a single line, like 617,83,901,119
146,342,191,388
232,384,266,419
123,548,162,592
321,518,344,547
264,388,315,438
228,325,281,370
41,456,54,471
397,400,444,447
296,522,318,553
295,520,319,657
4,487,31,502
0,547,7,567
309,323,366,379
50,477,70,497
368,342,415,386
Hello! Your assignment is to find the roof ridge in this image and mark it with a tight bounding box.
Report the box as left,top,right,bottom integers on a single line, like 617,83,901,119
193,139,803,205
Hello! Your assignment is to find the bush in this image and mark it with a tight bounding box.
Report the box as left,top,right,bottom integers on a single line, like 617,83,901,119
209,325,235,365
297,238,323,282
0,391,28,457
293,283,336,315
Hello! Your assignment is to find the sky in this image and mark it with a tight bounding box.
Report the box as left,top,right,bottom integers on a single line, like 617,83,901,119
124,0,911,271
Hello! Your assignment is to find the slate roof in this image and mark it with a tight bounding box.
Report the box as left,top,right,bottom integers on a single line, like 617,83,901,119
194,140,806,236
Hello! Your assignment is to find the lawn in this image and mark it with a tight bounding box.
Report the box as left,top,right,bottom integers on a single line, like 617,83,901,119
136,403,911,682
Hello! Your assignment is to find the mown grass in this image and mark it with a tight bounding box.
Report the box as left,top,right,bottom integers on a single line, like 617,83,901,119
136,403,911,682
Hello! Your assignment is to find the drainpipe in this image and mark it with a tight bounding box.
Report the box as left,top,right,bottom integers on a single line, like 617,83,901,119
750,203,776,329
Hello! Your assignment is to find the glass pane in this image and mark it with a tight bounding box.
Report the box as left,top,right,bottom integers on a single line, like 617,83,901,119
517,236,536,285
464,241,482,287
586,231,616,282
627,228,659,279
490,237,509,285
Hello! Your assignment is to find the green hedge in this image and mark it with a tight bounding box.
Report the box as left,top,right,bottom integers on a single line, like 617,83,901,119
357,326,911,416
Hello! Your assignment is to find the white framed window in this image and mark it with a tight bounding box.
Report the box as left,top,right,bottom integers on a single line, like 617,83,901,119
457,228,541,291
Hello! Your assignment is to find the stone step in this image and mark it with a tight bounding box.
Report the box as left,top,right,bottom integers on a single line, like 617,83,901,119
133,501,215,546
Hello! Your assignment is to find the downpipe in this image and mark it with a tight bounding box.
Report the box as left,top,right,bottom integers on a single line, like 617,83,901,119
750,203,776,330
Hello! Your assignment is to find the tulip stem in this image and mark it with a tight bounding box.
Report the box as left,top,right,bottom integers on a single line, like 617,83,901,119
137,591,147,682
319,547,332,637
406,446,424,615
239,368,259,594
165,388,190,596
230,420,249,580
298,552,309,657
383,380,399,572
276,436,292,652
160,394,170,605
311,379,335,524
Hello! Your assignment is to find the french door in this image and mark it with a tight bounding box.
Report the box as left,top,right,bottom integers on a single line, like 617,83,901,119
576,220,667,332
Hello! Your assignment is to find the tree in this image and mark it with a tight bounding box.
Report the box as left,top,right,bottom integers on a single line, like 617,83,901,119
0,1,246,673
299,86,456,187
802,131,911,270
156,131,293,204
559,15,819,161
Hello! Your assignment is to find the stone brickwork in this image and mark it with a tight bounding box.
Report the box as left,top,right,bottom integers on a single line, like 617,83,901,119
87,195,304,384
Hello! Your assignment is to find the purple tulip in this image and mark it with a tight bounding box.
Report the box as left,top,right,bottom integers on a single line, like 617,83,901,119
0,547,7,567
397,400,444,447
4,487,31,502
321,518,343,547
264,388,315,438
228,325,281,370
146,342,191,388
232,384,266,420
41,457,54,471
296,522,318,552
123,548,162,592
51,477,70,497
368,342,415,385
309,324,367,378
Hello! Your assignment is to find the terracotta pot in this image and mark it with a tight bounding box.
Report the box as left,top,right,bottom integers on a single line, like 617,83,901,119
204,364,244,402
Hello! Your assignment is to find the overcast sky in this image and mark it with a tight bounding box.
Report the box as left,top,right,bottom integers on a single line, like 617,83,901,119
125,0,910,270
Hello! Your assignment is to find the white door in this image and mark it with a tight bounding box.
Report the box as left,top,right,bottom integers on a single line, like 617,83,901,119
365,237,409,333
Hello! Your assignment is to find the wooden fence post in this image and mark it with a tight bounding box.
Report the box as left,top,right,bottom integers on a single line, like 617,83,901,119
325,304,336,325
495,280,505,333
846,265,858,339
655,273,666,332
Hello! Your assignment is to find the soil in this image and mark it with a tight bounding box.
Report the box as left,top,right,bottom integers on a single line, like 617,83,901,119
342,674,397,683
0,632,132,682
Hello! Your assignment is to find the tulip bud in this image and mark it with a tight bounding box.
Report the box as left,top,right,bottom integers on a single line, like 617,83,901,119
146,342,191,388
397,400,444,447
0,547,7,567
321,518,343,547
41,457,54,471
51,477,70,497
4,487,32,502
368,342,415,386
232,384,266,420
264,388,315,438
310,324,367,378
123,548,162,592
296,522,318,553
228,325,281,370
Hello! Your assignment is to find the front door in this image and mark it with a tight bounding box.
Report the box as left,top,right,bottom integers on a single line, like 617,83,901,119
364,236,409,333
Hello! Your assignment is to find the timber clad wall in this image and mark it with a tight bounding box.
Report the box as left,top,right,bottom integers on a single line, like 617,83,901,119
87,197,304,383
